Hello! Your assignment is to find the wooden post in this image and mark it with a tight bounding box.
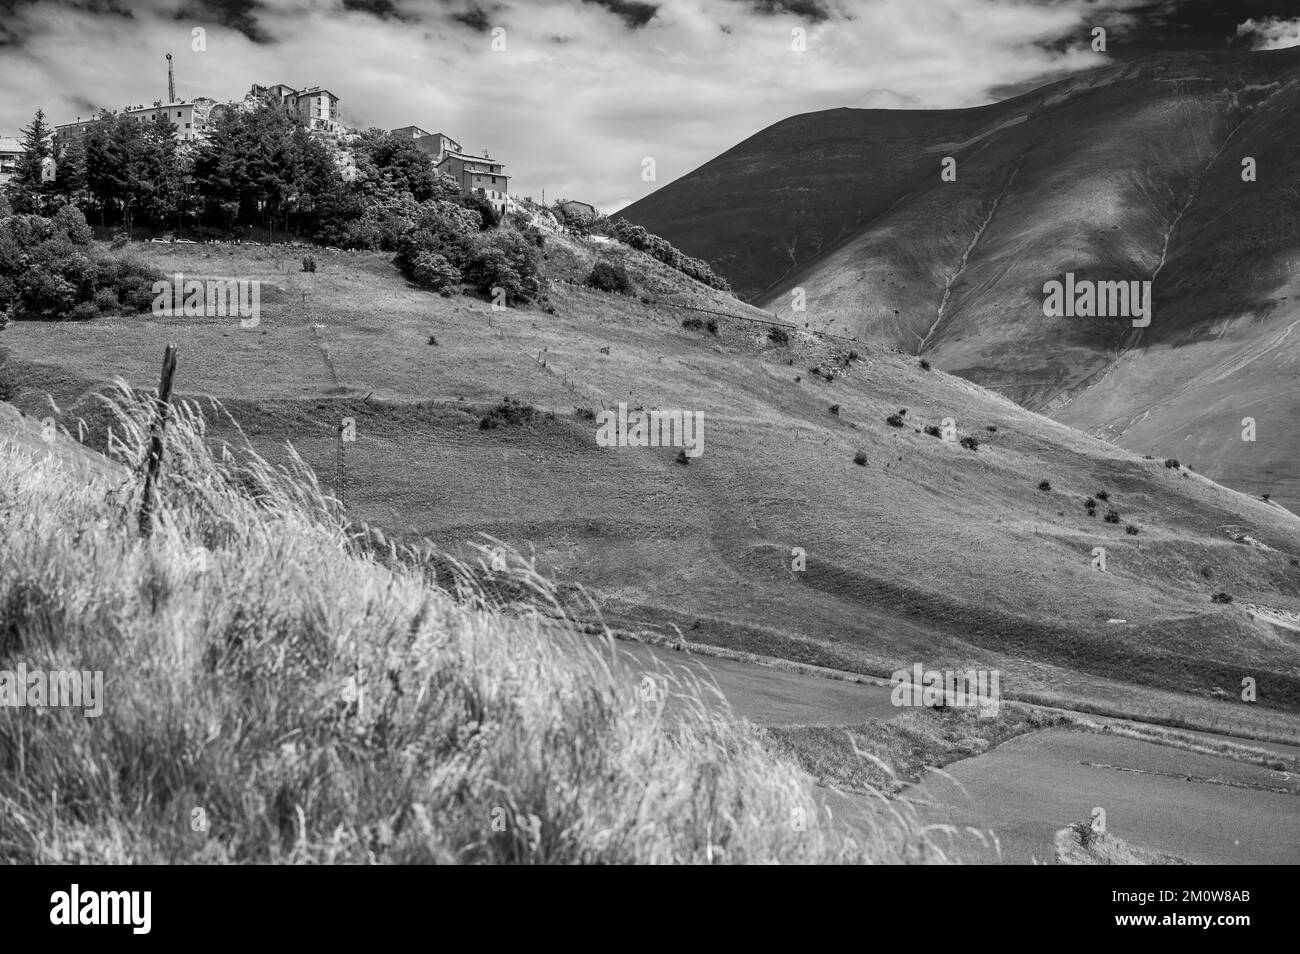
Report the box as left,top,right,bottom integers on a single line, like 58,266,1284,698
139,344,178,537
335,423,346,511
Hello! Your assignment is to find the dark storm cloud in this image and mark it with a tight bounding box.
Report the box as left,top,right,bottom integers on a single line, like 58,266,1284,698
342,0,416,21
452,2,492,32
0,0,135,47
583,0,658,29
173,0,273,44
747,0,832,24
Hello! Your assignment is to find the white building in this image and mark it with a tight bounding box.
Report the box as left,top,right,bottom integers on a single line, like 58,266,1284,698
0,136,21,186
249,84,343,133
55,98,223,147
434,150,510,215
392,127,462,164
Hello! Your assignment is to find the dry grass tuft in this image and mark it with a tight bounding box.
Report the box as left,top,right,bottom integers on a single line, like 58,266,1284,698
0,387,944,864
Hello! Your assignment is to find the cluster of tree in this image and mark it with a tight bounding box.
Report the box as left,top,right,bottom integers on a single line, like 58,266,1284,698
547,198,729,293
586,261,634,295
3,103,731,311
2,103,501,245
602,218,730,292
393,198,542,304
0,198,161,324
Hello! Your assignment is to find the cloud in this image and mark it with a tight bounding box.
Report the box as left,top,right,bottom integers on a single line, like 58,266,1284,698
452,2,493,32
341,0,417,22
747,0,831,24
1237,16,1300,50
173,0,273,44
583,0,658,29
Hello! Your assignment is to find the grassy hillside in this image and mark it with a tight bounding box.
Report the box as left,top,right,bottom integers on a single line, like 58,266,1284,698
620,48,1300,510
4,231,1300,747
0,386,946,863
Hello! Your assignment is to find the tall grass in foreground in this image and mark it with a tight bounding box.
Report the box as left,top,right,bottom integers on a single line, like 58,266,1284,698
0,387,945,863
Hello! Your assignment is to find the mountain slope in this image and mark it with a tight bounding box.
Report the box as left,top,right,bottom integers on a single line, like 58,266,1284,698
4,235,1300,743
619,48,1300,508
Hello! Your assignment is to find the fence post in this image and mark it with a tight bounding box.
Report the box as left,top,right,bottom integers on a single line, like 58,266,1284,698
138,344,178,537
335,422,346,511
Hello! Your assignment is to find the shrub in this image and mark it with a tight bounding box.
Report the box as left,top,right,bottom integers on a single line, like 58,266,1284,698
1211,592,1234,604
1125,525,1139,535
463,231,541,304
586,261,633,295
682,317,705,332
959,436,978,451
676,449,690,466
301,255,317,273
1164,458,1180,469
480,397,536,429
552,201,597,232
574,407,596,422
461,192,501,230
986,425,997,433
829,404,840,417
919,359,931,371
1,211,161,320
768,326,790,345
1104,510,1120,524
1084,497,1097,510
68,301,99,321
886,414,904,427
853,451,867,466
117,273,161,312
52,205,93,246
923,425,941,438
516,221,546,248
1095,490,1109,501
706,318,718,335
1038,480,1051,492
92,288,120,313
412,252,461,292
1074,820,1097,849
427,334,438,346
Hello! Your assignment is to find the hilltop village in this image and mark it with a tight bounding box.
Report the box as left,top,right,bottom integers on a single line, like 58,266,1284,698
2,75,512,217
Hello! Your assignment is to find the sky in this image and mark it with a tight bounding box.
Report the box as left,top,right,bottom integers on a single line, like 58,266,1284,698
1,0,1298,212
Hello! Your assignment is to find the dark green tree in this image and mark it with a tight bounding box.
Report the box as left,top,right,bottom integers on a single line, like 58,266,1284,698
7,108,53,213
